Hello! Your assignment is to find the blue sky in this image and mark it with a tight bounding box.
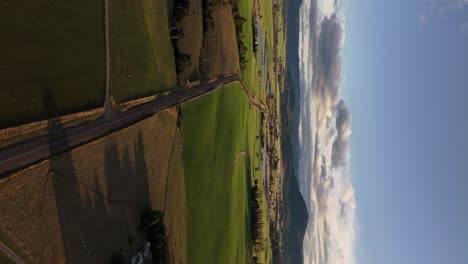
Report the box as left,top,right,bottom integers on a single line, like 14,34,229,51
343,0,468,263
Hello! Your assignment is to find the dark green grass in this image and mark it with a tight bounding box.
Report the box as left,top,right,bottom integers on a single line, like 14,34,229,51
111,0,177,103
0,0,105,128
183,83,254,264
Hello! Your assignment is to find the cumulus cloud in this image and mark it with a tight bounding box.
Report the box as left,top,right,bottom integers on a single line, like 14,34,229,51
317,15,343,100
332,100,351,168
297,0,356,264
318,0,336,17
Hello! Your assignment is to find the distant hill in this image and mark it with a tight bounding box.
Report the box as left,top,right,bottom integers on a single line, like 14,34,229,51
285,0,302,170
282,0,309,262
283,163,309,264
285,0,301,91
281,72,309,263
281,41,308,264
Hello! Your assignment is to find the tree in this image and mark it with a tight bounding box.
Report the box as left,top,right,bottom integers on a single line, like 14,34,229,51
176,53,192,74
141,210,164,230
234,16,247,28
170,28,185,39
173,0,190,24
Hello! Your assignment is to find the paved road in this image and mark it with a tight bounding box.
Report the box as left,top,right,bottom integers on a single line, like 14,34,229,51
0,75,241,177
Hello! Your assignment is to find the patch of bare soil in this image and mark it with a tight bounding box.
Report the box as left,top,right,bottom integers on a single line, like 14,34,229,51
0,108,186,264
200,5,240,81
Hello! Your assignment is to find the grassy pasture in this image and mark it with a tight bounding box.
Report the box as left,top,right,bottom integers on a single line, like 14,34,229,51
183,83,263,263
0,0,105,128
237,0,257,93
111,0,177,103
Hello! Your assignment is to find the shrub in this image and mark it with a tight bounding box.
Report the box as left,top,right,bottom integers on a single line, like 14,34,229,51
141,210,164,230
252,23,258,55
140,210,169,264
148,223,168,264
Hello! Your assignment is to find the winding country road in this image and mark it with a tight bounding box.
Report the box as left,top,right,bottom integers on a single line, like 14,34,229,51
0,75,242,177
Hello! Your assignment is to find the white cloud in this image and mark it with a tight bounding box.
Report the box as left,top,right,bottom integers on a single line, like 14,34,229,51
298,0,356,263
318,0,336,17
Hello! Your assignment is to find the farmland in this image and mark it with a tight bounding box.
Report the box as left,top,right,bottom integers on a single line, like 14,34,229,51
199,5,240,81
175,0,204,81
183,82,265,263
0,0,287,261
0,109,185,263
0,0,105,128
110,0,177,103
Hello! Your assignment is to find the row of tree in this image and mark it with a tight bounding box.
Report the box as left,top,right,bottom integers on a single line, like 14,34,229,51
230,0,248,71
249,180,266,252
170,0,192,75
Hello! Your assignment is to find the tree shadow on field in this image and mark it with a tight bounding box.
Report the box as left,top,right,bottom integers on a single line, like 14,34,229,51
45,89,153,263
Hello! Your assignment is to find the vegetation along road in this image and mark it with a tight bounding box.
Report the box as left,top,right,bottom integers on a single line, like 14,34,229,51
0,75,242,177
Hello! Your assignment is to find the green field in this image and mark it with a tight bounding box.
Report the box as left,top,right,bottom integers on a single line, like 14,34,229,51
111,0,177,103
238,0,258,94
183,83,264,263
237,0,273,261
0,0,105,128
